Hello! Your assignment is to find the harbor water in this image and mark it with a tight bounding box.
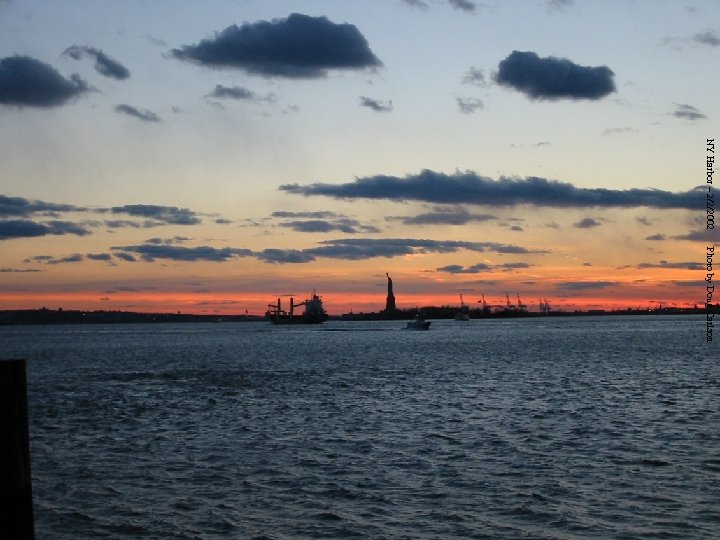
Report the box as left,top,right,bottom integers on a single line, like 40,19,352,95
3,315,719,539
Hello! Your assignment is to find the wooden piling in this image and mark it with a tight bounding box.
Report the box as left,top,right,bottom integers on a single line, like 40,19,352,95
0,359,35,540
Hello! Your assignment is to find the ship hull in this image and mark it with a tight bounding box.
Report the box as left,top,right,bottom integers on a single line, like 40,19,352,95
269,315,327,325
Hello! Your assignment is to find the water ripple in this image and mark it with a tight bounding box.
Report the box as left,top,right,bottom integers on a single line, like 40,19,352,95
1,316,717,538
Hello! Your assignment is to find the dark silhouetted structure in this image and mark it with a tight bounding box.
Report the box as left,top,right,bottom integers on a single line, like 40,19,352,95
385,273,396,312
1,359,34,540
383,273,402,317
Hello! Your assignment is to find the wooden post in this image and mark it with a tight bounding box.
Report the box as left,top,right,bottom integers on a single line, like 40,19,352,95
0,359,35,540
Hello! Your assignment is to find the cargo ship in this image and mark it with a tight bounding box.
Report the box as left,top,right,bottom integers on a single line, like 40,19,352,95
266,292,328,324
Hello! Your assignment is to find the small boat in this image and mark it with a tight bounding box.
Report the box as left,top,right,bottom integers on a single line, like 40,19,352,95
266,292,328,324
405,314,431,330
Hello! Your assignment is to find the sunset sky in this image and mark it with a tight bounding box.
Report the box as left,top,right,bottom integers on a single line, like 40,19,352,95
1,0,718,315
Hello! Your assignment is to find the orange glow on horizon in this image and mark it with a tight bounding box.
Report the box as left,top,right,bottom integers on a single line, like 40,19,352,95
0,284,704,316
0,257,707,316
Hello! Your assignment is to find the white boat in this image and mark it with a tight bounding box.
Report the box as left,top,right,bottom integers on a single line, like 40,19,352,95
405,315,431,330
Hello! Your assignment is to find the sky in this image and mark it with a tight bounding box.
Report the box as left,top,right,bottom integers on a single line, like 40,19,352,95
0,0,718,315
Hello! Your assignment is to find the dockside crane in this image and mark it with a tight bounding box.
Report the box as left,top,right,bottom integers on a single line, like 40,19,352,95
478,293,506,314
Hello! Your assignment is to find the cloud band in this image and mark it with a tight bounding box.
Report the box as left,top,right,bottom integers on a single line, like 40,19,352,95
280,170,701,209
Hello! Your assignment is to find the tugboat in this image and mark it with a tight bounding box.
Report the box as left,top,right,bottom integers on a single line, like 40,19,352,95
266,292,328,324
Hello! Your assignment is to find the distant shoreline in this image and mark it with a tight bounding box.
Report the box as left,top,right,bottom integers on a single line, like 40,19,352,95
0,305,716,325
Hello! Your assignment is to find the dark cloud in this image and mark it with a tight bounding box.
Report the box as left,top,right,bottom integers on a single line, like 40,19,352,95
359,96,392,112
645,233,666,241
171,13,382,78
495,50,615,101
14,233,539,266
115,104,160,122
456,96,483,114
437,263,491,274
309,238,537,259
672,280,708,288
636,216,652,226
47,254,84,265
45,221,91,236
0,194,81,217
673,103,707,121
207,85,276,103
63,45,130,80
23,253,106,266
257,248,317,264
674,229,719,243
112,244,253,262
272,210,379,233
238,217,267,228
272,210,338,219
0,219,91,240
104,220,144,229
437,264,470,274
574,217,601,228
556,281,616,290
108,205,201,225
113,252,137,262
448,0,476,11
0,268,43,273
402,0,482,12
279,218,380,234
144,236,190,245
281,169,701,209
388,207,496,226
38,253,146,266
501,262,531,269
437,262,531,274
694,30,720,46
637,260,704,270
400,0,429,8
462,66,486,86
256,238,538,264
0,55,89,107
86,253,113,261
209,85,252,99
306,239,415,260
